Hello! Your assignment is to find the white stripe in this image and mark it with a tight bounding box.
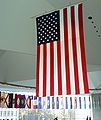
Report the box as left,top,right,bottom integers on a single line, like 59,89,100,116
60,9,66,95
46,43,50,96
67,6,75,94
39,45,43,97
75,5,84,94
54,42,58,96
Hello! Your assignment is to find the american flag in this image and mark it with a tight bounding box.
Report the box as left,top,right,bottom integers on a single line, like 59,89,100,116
36,3,89,97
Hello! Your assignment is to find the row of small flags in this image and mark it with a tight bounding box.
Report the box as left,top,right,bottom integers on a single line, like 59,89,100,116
0,92,91,109
0,92,33,109
35,95,91,110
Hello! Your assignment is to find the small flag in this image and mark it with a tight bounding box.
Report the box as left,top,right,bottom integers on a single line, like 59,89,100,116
74,97,77,109
79,97,81,109
38,97,42,109
47,96,50,109
15,94,26,108
15,94,21,108
20,95,26,108
42,97,46,109
7,93,13,108
33,96,37,109
66,97,68,109
70,97,72,109
84,97,86,109
89,96,91,109
56,97,59,109
0,92,10,108
26,95,32,109
52,97,55,109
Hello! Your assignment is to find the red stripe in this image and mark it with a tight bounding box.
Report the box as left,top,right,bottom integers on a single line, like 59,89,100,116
50,42,54,96
36,46,40,97
78,4,89,93
57,41,62,95
63,8,71,94
43,44,47,96
71,6,80,94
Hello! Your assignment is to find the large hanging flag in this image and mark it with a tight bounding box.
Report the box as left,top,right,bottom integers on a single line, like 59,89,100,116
36,3,89,97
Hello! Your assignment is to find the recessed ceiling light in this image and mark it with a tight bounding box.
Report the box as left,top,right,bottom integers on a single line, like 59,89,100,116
94,26,96,28
88,16,92,20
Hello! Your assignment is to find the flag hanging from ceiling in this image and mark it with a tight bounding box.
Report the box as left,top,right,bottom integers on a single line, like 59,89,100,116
36,3,89,97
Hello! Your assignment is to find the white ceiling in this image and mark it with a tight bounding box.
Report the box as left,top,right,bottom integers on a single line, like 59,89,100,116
0,0,101,89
